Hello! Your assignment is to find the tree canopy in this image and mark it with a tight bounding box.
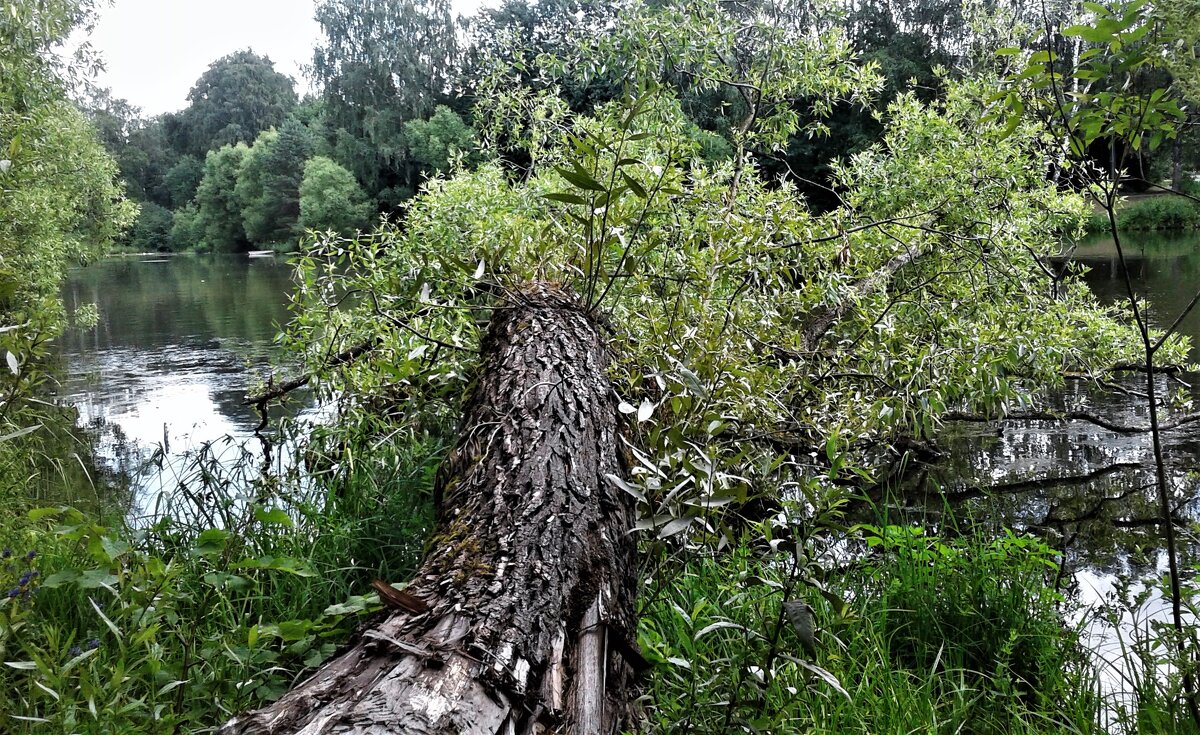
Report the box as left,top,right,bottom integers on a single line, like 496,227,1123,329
235,118,315,245
170,50,297,159
0,0,134,326
299,155,372,235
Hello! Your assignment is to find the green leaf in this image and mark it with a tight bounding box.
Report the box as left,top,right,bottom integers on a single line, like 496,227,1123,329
40,570,79,588
203,572,252,591
621,172,648,199
78,569,118,589
4,661,38,670
99,535,130,562
253,506,294,528
194,528,230,557
322,594,376,617
0,425,39,444
555,166,606,192
658,516,694,538
27,506,62,521
543,192,590,205
276,620,313,641
783,600,817,657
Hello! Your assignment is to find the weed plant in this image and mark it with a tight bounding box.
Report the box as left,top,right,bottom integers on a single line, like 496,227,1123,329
638,525,1101,735
0,412,442,733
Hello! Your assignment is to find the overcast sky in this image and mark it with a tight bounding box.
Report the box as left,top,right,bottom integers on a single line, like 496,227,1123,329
81,0,493,117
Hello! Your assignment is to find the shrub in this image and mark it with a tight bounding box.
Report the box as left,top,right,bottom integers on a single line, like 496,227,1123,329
125,202,173,252
637,528,1097,735
1088,195,1200,232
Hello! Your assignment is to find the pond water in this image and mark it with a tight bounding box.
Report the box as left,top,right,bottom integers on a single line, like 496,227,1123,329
49,234,1200,702
55,254,298,517
55,239,1200,536
921,231,1200,705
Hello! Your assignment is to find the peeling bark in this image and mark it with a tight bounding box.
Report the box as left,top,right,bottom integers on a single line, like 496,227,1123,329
220,283,638,735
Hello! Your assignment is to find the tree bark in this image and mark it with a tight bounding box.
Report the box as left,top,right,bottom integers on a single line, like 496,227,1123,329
220,283,639,735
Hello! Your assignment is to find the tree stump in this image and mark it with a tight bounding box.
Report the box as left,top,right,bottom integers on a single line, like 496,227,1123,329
220,282,639,734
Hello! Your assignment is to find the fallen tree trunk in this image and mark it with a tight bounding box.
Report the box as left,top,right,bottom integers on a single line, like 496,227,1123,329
221,283,639,734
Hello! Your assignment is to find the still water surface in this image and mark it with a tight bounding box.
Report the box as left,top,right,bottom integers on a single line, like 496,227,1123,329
53,240,1200,534
56,254,297,513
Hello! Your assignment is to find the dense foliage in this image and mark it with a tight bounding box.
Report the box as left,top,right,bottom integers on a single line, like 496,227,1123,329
3,0,1200,732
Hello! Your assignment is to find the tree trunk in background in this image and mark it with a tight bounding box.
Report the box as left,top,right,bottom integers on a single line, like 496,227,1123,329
1173,134,1185,193
220,283,639,735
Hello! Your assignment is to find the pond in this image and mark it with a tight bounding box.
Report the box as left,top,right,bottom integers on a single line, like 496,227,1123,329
54,238,1200,538
55,254,299,517
926,232,1200,558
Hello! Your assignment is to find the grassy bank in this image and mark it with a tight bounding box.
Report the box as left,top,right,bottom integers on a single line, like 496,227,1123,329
638,522,1198,735
0,415,442,732
2,422,1197,732
1086,194,1200,232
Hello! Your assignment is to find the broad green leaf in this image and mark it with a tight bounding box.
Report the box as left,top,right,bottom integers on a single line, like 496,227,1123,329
543,192,590,205
555,166,606,192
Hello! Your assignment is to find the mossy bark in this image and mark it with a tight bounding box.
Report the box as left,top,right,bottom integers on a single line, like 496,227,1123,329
220,283,638,734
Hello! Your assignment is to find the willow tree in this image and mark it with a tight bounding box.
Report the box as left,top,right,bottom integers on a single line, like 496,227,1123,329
222,1,1170,731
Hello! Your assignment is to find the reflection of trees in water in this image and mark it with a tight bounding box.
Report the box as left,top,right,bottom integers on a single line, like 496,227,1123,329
1074,233,1200,363
881,372,1200,581
59,255,296,356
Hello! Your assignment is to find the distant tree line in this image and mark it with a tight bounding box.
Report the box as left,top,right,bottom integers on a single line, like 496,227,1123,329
83,0,1200,253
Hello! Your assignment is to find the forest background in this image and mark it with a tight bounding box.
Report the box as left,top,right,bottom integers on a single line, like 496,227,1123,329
5,0,1200,733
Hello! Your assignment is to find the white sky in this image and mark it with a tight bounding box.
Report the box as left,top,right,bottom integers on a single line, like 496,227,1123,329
80,0,493,117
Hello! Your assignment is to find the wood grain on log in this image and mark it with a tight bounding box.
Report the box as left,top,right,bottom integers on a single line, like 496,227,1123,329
220,282,638,735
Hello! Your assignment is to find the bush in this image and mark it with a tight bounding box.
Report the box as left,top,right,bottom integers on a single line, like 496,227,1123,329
1088,195,1200,232
637,528,1097,735
125,202,173,252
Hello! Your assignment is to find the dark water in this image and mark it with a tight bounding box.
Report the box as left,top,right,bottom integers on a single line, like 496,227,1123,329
903,233,1200,556
54,254,297,512
1074,232,1200,363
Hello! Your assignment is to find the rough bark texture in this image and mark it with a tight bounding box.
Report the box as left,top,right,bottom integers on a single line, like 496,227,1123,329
220,283,638,734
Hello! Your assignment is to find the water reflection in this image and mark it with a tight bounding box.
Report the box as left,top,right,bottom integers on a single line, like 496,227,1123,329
1074,231,1200,363
54,255,298,513
904,233,1200,561
910,231,1200,708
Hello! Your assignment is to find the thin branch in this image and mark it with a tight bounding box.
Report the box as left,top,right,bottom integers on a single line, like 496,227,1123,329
944,408,1200,434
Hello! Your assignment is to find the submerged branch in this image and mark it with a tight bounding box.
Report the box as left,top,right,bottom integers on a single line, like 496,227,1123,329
944,409,1200,435
941,461,1143,502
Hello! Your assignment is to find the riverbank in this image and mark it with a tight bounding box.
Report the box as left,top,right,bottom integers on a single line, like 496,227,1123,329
1086,192,1200,232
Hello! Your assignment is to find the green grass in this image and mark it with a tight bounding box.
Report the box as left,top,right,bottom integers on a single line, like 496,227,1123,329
0,411,443,733
1086,195,1200,232
3,402,1200,732
636,522,1200,735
